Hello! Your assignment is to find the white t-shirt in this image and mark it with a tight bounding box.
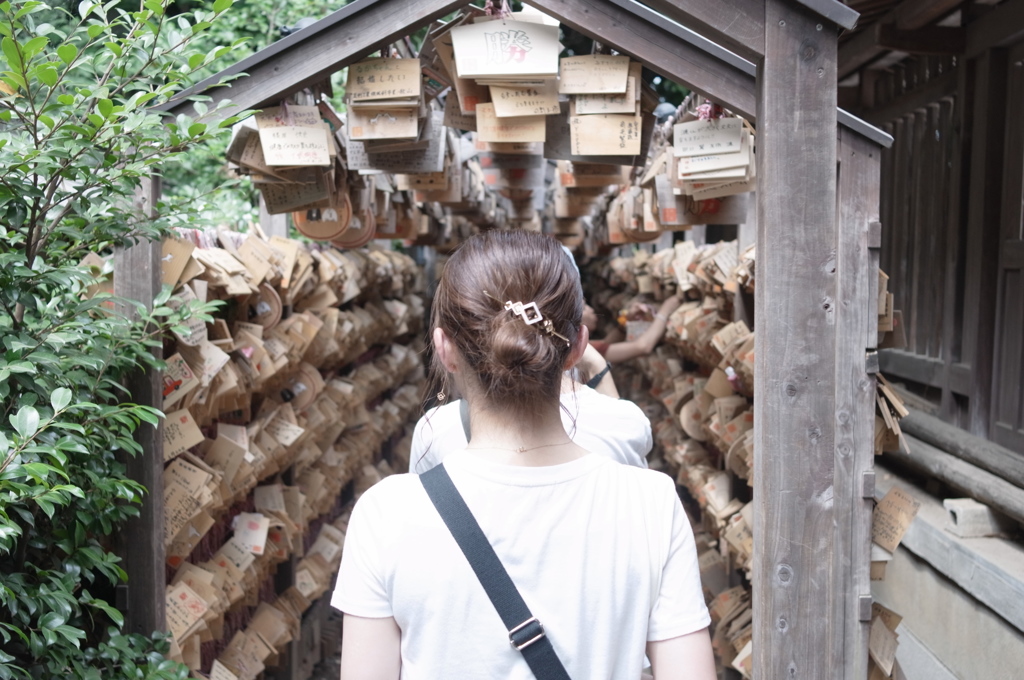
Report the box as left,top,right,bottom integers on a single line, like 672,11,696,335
410,386,652,473
332,451,710,680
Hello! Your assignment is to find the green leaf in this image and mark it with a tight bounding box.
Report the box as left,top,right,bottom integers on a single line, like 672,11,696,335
212,0,232,13
104,41,121,57
57,43,77,64
187,53,203,70
86,24,103,40
39,611,65,630
1,38,20,70
50,387,71,412
57,93,74,105
34,496,55,519
36,65,57,86
0,431,8,451
187,122,206,137
22,35,47,59
12,405,39,439
97,98,112,118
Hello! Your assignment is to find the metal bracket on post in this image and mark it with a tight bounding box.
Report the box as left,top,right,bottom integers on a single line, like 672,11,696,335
858,595,873,621
865,350,879,374
862,470,876,499
867,221,882,249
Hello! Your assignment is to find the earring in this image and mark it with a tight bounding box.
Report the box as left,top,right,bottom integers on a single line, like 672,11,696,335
437,391,446,402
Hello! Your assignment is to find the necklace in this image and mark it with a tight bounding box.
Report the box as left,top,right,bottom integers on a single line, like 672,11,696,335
466,440,573,454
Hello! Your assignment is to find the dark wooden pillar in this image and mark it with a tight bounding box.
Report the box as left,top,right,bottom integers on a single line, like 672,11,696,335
754,2,839,677
113,175,166,636
962,49,1008,438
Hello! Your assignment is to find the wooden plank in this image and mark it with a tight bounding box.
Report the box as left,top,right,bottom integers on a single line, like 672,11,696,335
923,103,945,358
874,464,1024,634
862,71,956,138
879,350,971,395
834,127,881,680
890,116,913,342
990,41,1024,453
160,0,466,121
112,176,165,636
755,1,840,677
523,0,757,120
909,107,933,356
962,50,1008,437
939,78,965,420
640,0,765,62
899,409,1024,489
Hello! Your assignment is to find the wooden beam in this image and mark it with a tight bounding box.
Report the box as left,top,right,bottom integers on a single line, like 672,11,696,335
112,176,165,637
792,0,860,31
834,127,882,680
838,23,887,80
637,0,765,63
877,24,965,55
967,0,1024,57
900,409,1024,490
526,0,757,120
884,435,1024,526
838,0,961,79
893,0,964,31
755,1,841,677
160,0,466,122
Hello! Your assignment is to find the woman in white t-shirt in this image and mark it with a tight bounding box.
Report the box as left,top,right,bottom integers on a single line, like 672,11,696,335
333,230,716,680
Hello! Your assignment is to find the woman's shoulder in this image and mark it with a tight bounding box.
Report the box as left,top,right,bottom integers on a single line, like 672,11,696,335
353,472,430,518
592,458,677,495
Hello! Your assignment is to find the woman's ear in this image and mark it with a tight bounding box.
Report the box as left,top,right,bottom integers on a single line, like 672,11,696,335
433,327,459,373
564,324,590,370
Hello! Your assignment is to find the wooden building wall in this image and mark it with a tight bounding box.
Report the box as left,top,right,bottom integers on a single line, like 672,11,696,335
857,43,1024,455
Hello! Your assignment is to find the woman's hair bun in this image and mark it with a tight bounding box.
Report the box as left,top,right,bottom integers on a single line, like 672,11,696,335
430,231,583,415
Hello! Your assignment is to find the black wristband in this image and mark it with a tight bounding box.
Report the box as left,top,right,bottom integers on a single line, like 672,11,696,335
586,362,612,389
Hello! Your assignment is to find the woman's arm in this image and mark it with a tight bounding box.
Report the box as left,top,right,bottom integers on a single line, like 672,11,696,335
577,342,619,398
646,627,717,680
603,296,683,364
340,614,402,680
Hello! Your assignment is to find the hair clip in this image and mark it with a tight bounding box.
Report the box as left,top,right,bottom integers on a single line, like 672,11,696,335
504,299,570,347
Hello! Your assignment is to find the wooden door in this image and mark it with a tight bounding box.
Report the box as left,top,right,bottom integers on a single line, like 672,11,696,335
990,42,1024,452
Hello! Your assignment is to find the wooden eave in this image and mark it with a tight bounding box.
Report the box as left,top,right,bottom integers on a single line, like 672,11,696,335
159,0,890,147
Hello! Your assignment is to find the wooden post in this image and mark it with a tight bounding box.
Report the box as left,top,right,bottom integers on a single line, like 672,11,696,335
113,175,166,636
834,128,883,680
755,2,840,677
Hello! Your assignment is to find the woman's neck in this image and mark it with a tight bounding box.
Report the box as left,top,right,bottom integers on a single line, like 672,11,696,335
464,396,586,467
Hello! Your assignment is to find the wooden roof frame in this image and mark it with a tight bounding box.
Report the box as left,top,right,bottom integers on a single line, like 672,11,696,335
157,1,890,678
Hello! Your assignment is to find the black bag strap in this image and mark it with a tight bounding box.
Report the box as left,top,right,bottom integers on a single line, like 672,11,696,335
420,464,571,680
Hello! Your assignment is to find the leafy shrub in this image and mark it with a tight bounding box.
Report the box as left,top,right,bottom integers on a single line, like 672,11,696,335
0,0,242,676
